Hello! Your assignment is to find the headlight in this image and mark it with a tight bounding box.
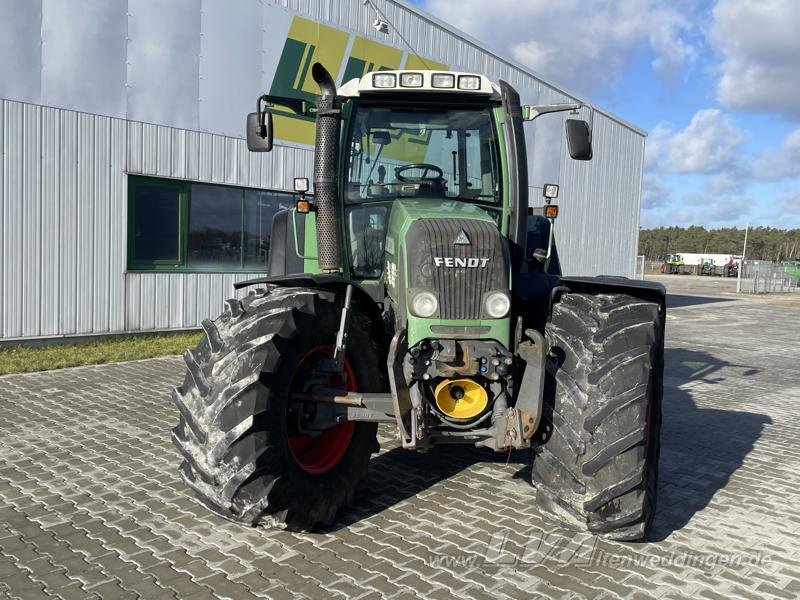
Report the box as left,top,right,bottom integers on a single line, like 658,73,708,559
410,291,438,318
484,291,510,318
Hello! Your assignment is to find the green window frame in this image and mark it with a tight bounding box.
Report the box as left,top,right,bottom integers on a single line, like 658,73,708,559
127,175,297,273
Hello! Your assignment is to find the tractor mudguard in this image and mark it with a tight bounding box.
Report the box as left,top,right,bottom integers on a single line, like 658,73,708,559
234,273,385,336
509,275,667,440
555,275,667,312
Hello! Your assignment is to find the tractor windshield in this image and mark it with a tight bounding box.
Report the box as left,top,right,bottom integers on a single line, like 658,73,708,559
344,106,501,206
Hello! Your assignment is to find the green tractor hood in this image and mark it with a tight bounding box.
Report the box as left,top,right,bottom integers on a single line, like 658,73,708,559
383,199,511,347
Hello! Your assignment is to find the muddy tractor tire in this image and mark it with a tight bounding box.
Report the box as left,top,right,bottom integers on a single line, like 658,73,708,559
532,292,663,541
171,287,385,530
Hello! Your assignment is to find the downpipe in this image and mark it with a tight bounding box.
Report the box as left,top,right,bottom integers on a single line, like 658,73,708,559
311,63,342,273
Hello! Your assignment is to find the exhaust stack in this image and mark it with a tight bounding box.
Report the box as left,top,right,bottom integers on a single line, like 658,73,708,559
311,63,341,272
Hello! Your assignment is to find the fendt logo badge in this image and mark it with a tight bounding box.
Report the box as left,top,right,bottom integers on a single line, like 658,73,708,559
454,229,471,245
433,228,488,267
433,257,490,268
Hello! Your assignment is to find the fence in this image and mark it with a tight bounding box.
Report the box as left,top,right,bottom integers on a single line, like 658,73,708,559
739,261,798,294
635,255,646,279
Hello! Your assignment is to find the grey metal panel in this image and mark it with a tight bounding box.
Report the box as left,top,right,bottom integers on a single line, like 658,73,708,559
157,126,172,177
3,102,23,338
261,4,296,95
22,104,42,337
59,109,78,336
141,123,159,175
76,113,96,334
183,273,198,327
127,121,143,175
40,106,60,336
198,0,263,138
0,100,4,338
127,0,201,131
41,0,127,119
186,130,201,181
0,0,42,105
126,272,140,331
555,113,642,277
198,132,214,181
171,129,187,180
154,274,171,329
92,115,111,333
109,117,127,332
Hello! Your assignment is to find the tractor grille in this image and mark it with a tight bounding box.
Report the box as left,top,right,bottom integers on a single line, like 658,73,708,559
405,218,509,320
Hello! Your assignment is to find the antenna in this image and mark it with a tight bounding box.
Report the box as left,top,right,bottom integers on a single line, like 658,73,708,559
363,0,432,69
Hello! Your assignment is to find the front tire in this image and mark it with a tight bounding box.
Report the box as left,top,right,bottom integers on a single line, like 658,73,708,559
171,287,385,530
532,292,664,540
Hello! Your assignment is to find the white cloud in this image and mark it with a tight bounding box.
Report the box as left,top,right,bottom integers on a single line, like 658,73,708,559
684,192,751,223
783,189,800,215
641,172,672,209
712,0,800,117
706,171,746,194
754,128,800,180
421,0,697,96
646,109,744,174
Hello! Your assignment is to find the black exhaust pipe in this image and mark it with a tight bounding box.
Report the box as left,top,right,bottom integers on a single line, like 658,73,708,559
311,63,341,272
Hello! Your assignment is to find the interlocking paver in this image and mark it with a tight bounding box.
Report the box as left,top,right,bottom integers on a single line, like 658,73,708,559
1,286,799,598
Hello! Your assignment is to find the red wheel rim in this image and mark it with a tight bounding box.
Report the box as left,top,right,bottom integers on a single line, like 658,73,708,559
287,345,357,474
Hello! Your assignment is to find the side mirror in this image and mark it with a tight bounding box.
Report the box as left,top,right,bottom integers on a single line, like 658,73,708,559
565,119,592,161
247,110,273,152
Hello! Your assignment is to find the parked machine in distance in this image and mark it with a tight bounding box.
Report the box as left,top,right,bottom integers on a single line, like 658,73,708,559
170,64,666,541
662,254,684,274
700,258,716,276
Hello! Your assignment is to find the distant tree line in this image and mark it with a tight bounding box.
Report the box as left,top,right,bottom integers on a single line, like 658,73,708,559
638,226,800,262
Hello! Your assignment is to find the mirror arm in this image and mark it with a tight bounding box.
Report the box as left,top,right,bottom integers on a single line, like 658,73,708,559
256,95,270,138
522,102,595,125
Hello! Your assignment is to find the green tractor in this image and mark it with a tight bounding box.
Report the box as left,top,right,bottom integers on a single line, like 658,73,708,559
699,258,716,276
171,64,665,541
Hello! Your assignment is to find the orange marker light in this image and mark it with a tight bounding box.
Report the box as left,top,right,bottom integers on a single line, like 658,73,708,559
544,204,559,219
296,199,312,214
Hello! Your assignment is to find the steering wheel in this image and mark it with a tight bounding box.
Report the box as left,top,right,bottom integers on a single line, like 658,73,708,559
395,163,444,183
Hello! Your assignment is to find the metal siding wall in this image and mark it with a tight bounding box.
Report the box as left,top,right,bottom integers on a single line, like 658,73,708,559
93,116,110,332
121,121,314,333
22,104,41,336
3,102,23,338
41,107,59,336
110,118,127,332
59,110,78,336
76,113,95,334
0,100,3,339
0,1,645,340
0,97,315,340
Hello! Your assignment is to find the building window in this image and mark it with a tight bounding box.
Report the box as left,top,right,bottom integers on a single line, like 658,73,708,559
127,176,297,272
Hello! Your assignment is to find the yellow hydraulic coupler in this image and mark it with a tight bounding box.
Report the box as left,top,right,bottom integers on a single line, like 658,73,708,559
434,378,488,420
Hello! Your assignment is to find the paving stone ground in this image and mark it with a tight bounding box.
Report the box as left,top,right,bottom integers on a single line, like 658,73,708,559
1,278,799,599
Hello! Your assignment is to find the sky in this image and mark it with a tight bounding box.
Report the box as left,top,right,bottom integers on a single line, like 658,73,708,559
406,0,800,229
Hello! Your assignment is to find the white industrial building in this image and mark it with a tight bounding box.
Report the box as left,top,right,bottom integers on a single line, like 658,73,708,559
0,0,645,342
